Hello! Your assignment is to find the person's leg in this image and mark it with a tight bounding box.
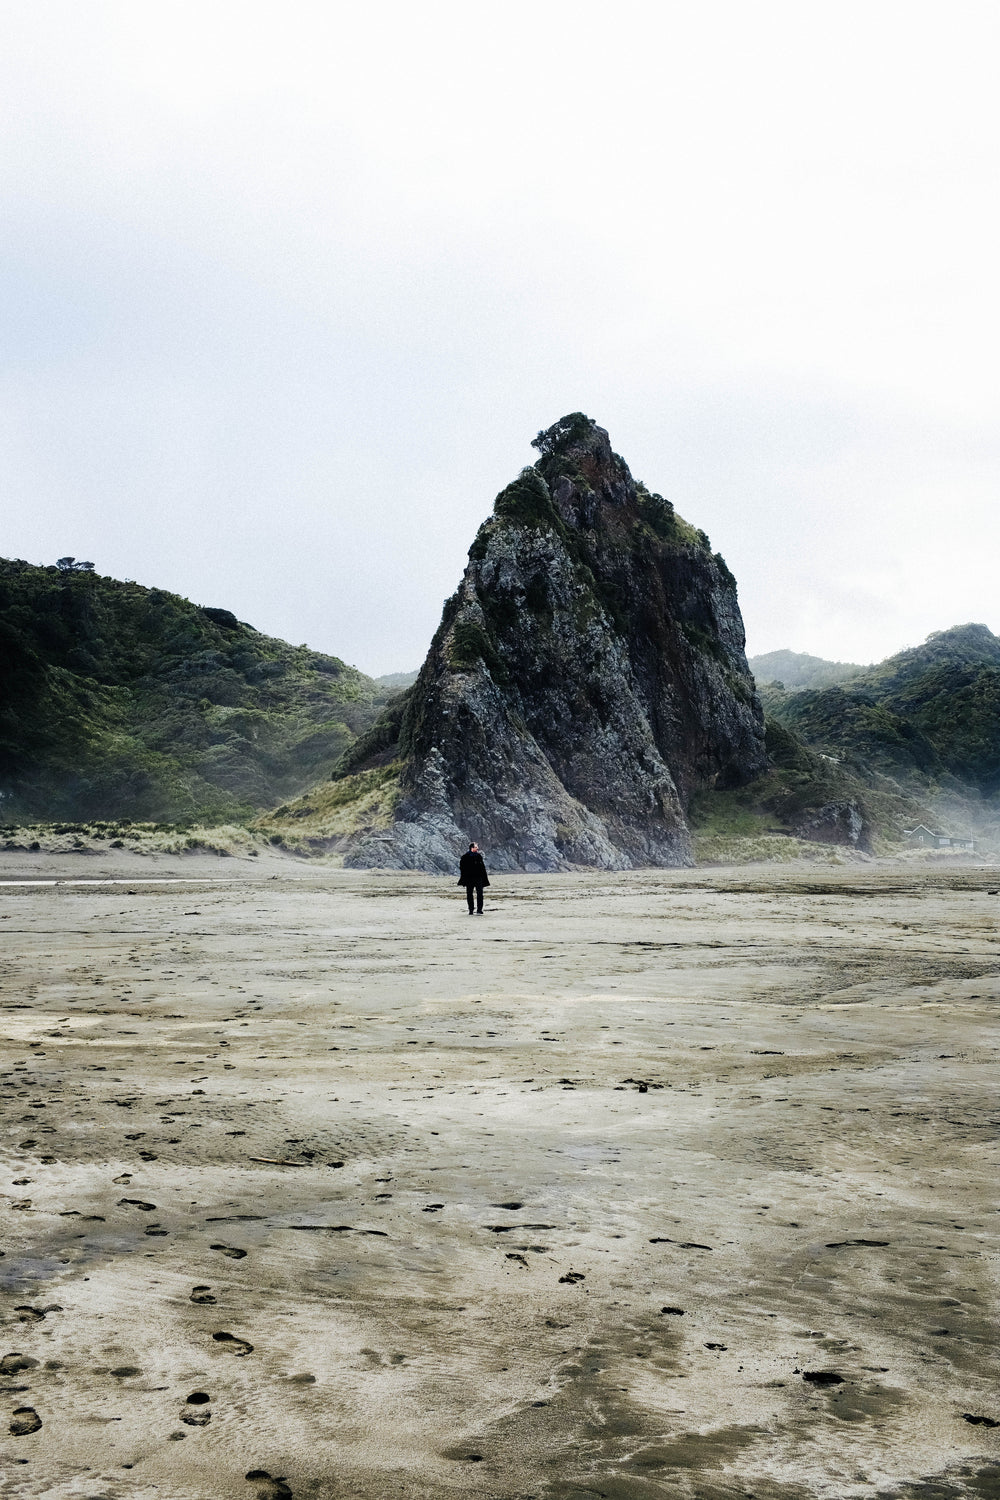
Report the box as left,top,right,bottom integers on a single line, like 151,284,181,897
476,884,484,914
466,886,475,914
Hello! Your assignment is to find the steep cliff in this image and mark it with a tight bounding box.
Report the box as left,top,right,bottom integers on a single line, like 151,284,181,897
263,414,766,870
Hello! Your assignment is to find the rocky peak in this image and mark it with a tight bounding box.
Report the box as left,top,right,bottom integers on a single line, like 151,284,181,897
273,415,767,871
531,412,631,515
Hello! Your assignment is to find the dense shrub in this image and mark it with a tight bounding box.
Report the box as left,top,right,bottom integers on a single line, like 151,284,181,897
493,468,556,530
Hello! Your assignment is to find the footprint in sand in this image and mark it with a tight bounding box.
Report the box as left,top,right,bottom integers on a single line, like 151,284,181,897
190,1286,216,1304
119,1198,157,1212
10,1407,42,1436
181,1393,212,1427
213,1332,253,1356
211,1243,247,1259
15,1306,60,1324
1,1354,39,1374
246,1470,292,1499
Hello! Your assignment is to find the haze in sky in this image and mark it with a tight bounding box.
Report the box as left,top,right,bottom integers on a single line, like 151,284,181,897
2,1,998,675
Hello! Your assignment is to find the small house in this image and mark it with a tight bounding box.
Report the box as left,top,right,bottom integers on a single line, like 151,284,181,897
904,825,974,851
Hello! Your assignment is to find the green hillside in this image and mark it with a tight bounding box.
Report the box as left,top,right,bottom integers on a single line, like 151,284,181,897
762,624,1000,798
0,558,384,822
687,714,934,861
695,624,1000,860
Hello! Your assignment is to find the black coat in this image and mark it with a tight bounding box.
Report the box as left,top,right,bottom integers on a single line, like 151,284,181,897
458,850,489,888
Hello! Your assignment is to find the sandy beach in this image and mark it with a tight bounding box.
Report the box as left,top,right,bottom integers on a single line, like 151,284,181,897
0,854,997,1499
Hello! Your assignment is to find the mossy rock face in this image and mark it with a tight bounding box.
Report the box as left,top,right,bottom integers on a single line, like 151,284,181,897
0,559,386,822
448,621,506,680
492,468,557,530
315,414,767,872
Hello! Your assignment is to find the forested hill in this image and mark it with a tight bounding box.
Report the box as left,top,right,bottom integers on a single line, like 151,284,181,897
761,624,1000,796
0,558,384,822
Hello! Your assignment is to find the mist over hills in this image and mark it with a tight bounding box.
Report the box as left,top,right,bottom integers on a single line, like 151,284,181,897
747,624,1000,851
3,458,998,864
748,648,867,690
760,625,1000,795
0,558,389,823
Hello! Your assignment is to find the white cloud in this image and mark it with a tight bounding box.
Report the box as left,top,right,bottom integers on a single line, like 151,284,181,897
2,0,999,671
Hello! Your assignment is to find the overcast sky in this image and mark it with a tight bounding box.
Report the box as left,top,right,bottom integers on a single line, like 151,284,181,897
3,1,999,675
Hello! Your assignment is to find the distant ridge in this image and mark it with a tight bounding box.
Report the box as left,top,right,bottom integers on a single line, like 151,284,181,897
749,648,866,690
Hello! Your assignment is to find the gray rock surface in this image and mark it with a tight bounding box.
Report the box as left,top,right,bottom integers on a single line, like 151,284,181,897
793,799,869,850
339,413,767,870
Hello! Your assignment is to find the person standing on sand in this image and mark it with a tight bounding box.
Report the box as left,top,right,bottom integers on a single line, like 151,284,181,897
458,842,490,915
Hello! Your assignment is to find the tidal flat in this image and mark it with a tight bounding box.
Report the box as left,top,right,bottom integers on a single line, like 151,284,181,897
0,855,997,1500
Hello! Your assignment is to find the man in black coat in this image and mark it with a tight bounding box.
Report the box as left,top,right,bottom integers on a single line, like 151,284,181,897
458,842,490,914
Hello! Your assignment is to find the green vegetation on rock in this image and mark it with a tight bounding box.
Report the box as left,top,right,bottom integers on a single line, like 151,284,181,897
493,468,558,530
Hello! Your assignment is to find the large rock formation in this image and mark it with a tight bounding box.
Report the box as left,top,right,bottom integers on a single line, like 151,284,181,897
264,414,766,870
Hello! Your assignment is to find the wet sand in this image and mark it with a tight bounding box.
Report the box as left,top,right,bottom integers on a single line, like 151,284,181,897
0,855,997,1499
